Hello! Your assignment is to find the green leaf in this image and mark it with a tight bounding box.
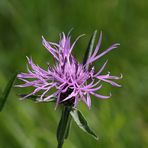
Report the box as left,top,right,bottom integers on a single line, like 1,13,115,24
0,72,17,112
83,30,97,70
19,94,40,101
19,94,56,102
57,106,72,148
70,108,98,140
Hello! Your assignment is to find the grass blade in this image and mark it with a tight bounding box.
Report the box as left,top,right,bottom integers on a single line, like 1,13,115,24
83,30,97,70
0,72,17,111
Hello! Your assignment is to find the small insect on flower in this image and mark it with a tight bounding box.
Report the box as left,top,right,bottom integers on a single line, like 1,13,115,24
16,31,122,109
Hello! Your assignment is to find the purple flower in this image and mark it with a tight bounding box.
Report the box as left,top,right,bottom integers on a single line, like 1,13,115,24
17,32,122,109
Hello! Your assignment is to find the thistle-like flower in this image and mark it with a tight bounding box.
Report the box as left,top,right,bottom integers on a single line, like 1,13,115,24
17,31,122,109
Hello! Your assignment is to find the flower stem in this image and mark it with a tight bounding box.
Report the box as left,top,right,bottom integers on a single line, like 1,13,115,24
57,106,72,148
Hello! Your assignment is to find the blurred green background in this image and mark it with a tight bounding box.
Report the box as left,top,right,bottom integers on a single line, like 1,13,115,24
0,0,148,147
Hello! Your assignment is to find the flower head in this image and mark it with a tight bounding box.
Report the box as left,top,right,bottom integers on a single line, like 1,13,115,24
17,31,122,109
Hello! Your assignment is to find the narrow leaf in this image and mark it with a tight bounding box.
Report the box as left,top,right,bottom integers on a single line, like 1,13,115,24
70,108,98,140
0,72,17,111
19,94,56,102
19,94,40,101
83,30,97,70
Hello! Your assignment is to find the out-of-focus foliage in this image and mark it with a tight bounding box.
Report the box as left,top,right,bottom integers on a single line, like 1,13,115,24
0,0,148,147
0,72,17,111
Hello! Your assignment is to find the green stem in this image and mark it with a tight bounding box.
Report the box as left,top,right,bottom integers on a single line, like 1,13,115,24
57,141,63,148
57,106,72,148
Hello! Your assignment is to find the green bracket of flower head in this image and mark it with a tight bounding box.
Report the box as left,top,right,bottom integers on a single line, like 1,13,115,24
70,108,98,140
0,72,17,112
83,30,98,70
